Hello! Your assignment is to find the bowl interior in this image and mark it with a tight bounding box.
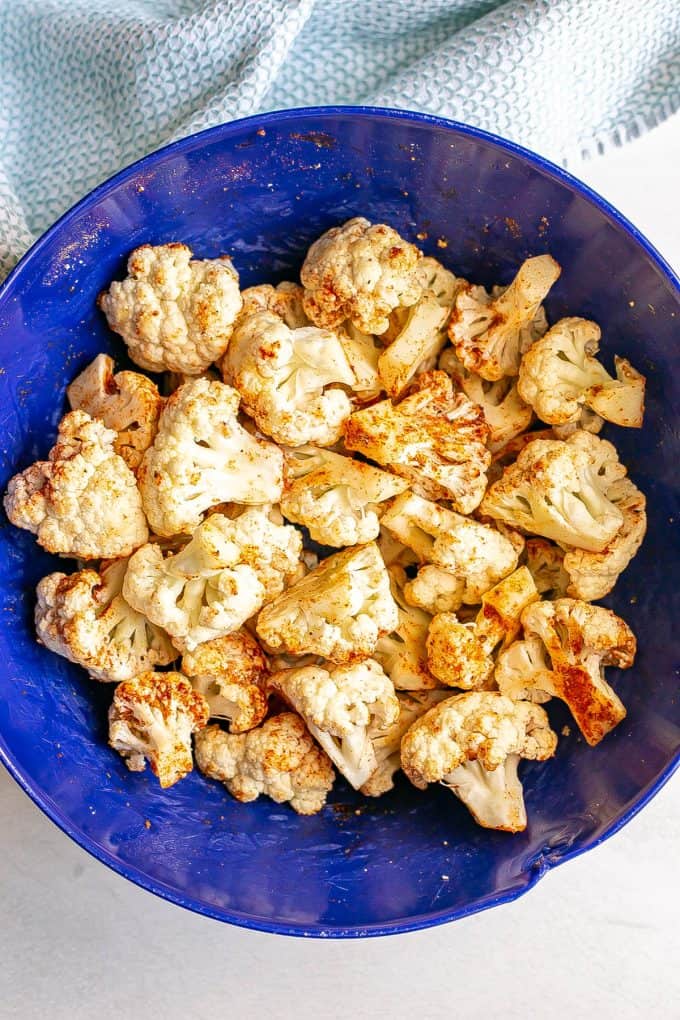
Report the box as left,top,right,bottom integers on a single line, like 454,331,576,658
0,108,678,937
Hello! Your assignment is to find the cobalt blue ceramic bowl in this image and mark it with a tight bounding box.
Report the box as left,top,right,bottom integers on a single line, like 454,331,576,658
0,107,678,938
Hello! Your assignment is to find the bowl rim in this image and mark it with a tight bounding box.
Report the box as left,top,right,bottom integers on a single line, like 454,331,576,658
0,104,678,939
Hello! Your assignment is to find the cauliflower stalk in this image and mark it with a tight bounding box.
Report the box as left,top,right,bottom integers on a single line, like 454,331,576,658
194,713,335,815
401,691,557,831
374,566,439,690
344,370,491,512
338,323,383,403
270,658,400,789
524,538,570,598
378,291,450,398
124,507,301,651
138,378,283,537
108,671,209,788
4,410,148,559
256,542,398,663
281,445,408,547
181,631,269,733
99,242,243,374
517,317,645,428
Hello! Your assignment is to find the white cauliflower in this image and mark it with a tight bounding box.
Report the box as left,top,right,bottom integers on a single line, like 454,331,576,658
35,559,175,683
67,353,164,471
237,281,309,328
99,243,243,374
194,714,335,815
344,370,491,512
517,317,645,428
374,566,439,690
378,291,450,398
280,445,408,547
480,433,624,552
376,528,420,570
108,670,210,788
400,691,557,832
381,491,523,608
256,542,398,663
474,566,539,655
4,410,148,559
426,613,494,690
500,598,637,746
123,507,302,651
524,538,570,598
448,255,560,380
360,689,451,797
440,346,533,449
138,378,283,537
337,323,383,403
269,658,399,789
181,631,269,733
300,217,423,334
403,566,466,616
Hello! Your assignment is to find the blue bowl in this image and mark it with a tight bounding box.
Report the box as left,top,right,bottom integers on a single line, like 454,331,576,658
0,107,678,938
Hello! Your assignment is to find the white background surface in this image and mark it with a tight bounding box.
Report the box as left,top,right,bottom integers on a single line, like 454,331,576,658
1,117,679,1020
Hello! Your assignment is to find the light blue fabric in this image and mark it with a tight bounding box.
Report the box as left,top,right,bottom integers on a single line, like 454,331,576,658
1,0,679,276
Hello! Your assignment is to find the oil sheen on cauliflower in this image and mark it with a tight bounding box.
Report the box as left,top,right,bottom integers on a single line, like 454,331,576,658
181,631,269,733
344,369,491,512
99,243,243,374
4,410,148,559
270,658,400,789
123,507,302,652
138,377,283,537
300,217,424,334
108,671,210,788
194,713,335,815
256,542,398,663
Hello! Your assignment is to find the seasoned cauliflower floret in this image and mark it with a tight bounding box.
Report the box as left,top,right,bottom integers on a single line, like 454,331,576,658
281,445,408,547
382,491,523,608
124,507,301,652
360,689,451,797
181,631,269,733
344,370,491,512
223,303,356,447
426,613,494,690
480,433,624,552
67,354,164,471
517,317,645,428
138,378,283,537
378,291,450,398
301,217,423,334
337,323,383,403
524,537,570,598
509,598,637,745
108,670,209,788
4,410,148,559
195,714,335,815
374,566,439,690
401,691,557,831
35,559,175,683
448,255,560,381
270,658,399,789
99,243,242,374
257,542,398,663
238,281,309,328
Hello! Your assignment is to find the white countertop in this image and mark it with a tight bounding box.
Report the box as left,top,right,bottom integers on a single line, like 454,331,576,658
1,117,679,1020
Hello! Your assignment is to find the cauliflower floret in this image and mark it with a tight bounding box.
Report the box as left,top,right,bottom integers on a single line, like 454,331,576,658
181,631,269,733
337,323,383,403
270,658,399,789
474,566,539,654
381,491,523,606
374,566,439,690
280,445,408,547
494,635,557,706
511,598,637,745
480,434,624,552
99,243,242,374
517,317,645,428
360,689,451,797
194,714,335,815
448,255,560,381
223,307,355,447
35,559,175,683
403,565,465,616
300,217,423,334
124,507,301,651
440,346,533,450
562,477,647,600
67,354,164,471
344,370,491,511
400,691,557,831
138,378,283,537
376,528,420,570
238,281,309,328
524,538,570,598
108,670,209,788
426,613,494,690
4,410,148,559
378,291,450,398
256,542,398,663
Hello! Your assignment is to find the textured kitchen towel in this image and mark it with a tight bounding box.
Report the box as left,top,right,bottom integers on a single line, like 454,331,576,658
1,0,679,275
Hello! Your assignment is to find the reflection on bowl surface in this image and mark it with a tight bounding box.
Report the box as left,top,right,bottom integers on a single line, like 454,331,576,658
0,107,678,937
